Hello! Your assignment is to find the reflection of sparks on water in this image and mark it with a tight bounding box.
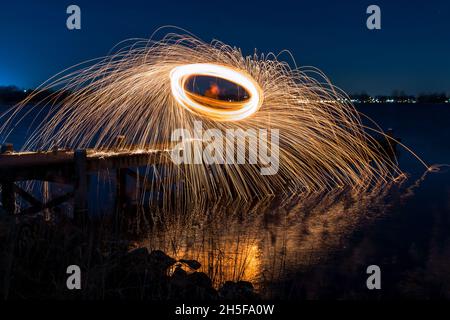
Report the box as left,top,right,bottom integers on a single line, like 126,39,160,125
169,239,262,287
137,185,394,293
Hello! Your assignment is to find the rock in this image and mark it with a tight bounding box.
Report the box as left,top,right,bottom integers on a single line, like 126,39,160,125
129,247,149,258
219,280,259,300
173,265,188,278
188,272,212,288
120,247,149,268
179,259,201,270
237,280,254,291
170,265,189,288
149,250,176,270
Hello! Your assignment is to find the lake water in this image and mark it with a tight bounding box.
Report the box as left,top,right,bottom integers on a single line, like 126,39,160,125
1,103,450,299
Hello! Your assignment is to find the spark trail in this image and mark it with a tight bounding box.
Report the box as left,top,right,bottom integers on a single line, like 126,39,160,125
0,32,409,206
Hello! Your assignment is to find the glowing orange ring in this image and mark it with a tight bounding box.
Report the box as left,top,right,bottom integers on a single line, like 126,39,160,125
170,63,263,121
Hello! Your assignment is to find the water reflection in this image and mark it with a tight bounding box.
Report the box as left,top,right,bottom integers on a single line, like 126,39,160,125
135,185,394,296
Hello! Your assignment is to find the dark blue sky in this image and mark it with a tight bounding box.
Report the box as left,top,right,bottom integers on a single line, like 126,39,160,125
1,0,449,95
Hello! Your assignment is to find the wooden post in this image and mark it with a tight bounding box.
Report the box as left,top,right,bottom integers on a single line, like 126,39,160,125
113,168,127,235
74,149,88,222
1,143,15,213
115,135,127,213
116,168,127,208
1,181,15,214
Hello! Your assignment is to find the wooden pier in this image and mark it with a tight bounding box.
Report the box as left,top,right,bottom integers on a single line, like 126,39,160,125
0,143,171,218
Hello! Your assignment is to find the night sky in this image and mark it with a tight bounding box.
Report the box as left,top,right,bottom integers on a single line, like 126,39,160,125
1,0,449,95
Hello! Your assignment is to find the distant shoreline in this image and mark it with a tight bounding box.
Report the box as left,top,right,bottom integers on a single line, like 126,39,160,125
1,85,449,106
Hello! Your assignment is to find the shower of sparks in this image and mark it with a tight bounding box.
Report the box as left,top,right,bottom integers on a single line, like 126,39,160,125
0,32,413,206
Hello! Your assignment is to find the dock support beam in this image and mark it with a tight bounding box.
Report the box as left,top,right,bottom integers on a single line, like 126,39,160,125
116,168,127,209
113,168,127,235
74,149,88,222
1,181,15,214
1,143,15,214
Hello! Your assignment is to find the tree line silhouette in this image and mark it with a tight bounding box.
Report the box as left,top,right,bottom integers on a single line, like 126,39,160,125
0,86,70,105
0,85,449,105
351,90,449,104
